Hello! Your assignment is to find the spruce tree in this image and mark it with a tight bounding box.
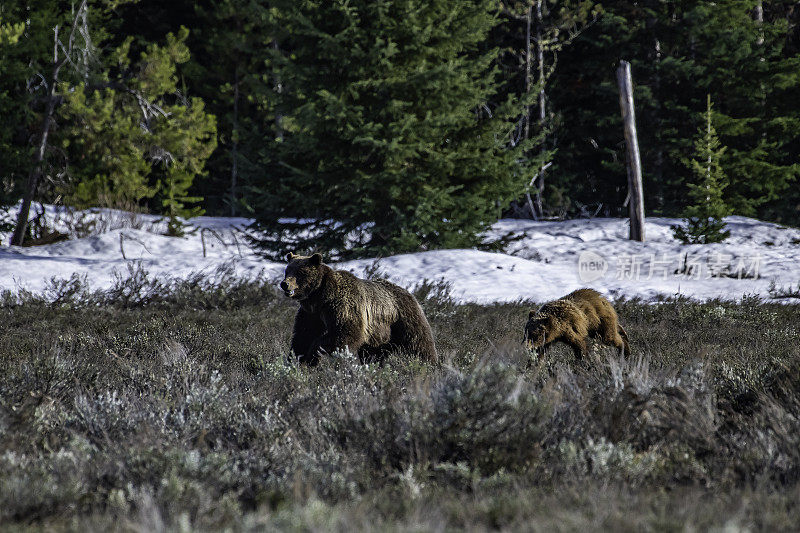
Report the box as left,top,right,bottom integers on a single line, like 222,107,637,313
549,0,800,220
119,0,275,216
59,28,217,230
187,0,273,217
672,95,732,244
689,1,800,217
249,0,542,259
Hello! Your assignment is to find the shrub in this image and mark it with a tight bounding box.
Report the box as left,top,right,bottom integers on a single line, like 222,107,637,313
1,272,800,528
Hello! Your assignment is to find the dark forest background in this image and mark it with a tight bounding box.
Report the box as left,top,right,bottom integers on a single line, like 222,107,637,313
1,1,799,257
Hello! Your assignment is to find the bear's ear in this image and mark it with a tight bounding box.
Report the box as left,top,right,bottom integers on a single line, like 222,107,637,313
310,253,323,265
286,252,296,262
528,310,536,318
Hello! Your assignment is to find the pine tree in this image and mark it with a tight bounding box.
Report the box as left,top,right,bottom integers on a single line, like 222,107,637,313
0,17,25,239
0,2,215,241
249,0,543,259
672,95,732,244
109,0,281,217
0,18,24,44
58,28,217,231
689,1,800,217
187,0,273,217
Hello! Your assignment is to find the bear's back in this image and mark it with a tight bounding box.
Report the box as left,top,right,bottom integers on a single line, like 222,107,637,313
562,288,603,306
561,288,613,331
330,270,399,301
330,270,402,321
536,299,582,322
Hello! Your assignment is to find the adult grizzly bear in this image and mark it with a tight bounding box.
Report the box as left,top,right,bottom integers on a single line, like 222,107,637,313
280,252,437,365
523,288,630,360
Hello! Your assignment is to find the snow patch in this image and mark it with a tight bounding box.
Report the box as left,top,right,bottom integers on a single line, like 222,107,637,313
2,205,800,304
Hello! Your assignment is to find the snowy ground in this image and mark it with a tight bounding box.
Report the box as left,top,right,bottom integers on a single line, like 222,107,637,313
2,204,800,304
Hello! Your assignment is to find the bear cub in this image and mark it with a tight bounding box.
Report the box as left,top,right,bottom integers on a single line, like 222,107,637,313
280,252,437,364
524,288,630,360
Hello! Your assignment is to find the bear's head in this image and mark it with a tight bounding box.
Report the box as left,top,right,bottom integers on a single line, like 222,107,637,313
523,310,549,354
280,252,324,300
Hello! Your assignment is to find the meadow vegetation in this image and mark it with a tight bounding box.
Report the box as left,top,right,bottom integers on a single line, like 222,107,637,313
1,269,799,531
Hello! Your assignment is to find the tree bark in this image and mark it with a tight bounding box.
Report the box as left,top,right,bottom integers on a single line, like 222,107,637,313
11,29,63,246
522,4,538,219
755,1,764,45
652,35,664,207
230,63,240,217
616,60,645,242
273,40,284,142
12,1,87,246
523,5,532,143
534,0,547,218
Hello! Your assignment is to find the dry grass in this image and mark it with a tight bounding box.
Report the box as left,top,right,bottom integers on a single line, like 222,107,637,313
1,271,799,531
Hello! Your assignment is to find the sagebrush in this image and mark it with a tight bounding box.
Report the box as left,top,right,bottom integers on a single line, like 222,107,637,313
1,273,799,531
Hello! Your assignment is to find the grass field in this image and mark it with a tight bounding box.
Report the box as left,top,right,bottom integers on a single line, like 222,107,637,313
1,269,799,531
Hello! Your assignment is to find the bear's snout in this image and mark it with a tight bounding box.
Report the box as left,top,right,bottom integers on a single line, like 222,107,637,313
280,278,298,297
523,325,544,351
523,336,537,351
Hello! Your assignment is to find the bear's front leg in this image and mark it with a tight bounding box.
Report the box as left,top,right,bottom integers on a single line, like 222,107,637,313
565,336,588,360
291,309,326,365
316,311,365,357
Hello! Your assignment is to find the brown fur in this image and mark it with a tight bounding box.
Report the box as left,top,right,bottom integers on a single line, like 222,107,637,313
523,288,630,360
280,252,437,365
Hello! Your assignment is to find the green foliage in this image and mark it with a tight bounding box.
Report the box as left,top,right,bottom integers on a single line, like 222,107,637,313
0,18,24,45
59,28,217,224
249,0,543,259
498,1,603,217
0,3,214,232
0,2,57,205
59,86,156,208
672,95,732,244
187,0,274,217
549,0,800,219
0,1,137,207
4,1,800,246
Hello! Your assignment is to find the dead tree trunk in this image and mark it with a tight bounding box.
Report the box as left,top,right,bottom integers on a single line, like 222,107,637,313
230,64,240,217
522,1,548,220
523,5,532,143
616,60,645,242
273,40,284,142
522,4,538,219
755,1,764,45
10,78,58,246
533,0,547,218
11,1,87,246
11,31,65,246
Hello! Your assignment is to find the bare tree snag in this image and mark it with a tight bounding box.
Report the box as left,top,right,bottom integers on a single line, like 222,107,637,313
502,1,599,220
533,0,547,218
273,40,284,142
522,4,532,143
522,4,536,219
11,0,88,246
230,63,240,217
616,60,645,242
522,1,547,220
755,1,764,46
